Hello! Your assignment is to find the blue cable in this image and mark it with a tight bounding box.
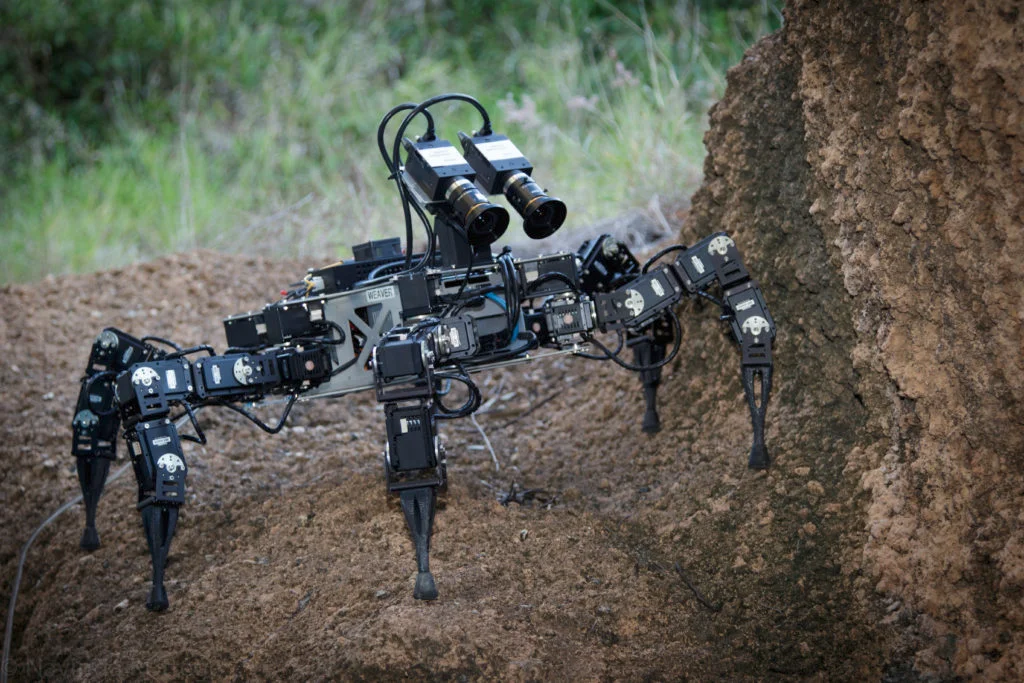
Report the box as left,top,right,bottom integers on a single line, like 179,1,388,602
483,293,521,339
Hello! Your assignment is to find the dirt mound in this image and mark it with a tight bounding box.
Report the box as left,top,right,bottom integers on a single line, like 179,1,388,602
1,235,887,682
688,0,1024,679
3,0,1020,679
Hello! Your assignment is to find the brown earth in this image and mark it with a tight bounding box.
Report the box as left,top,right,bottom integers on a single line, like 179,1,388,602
0,248,888,681
686,0,1023,679
2,0,1022,680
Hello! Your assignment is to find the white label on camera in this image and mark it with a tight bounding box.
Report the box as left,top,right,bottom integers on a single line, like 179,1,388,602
366,286,396,302
475,139,524,161
691,255,706,275
153,436,172,447
212,365,222,385
418,145,468,168
651,278,665,297
165,369,177,390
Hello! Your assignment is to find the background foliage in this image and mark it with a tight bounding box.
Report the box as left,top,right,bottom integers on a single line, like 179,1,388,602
0,0,781,283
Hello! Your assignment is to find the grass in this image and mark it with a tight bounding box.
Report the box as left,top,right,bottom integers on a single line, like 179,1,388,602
0,1,781,284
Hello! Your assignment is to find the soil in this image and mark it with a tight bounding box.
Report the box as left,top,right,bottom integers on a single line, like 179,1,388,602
688,0,1024,679
3,0,1021,680
1,243,890,681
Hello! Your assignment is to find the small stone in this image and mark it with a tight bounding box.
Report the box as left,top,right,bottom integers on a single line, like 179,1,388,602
519,529,529,541
807,481,825,496
375,589,389,599
114,599,129,612
84,605,102,624
802,522,818,536
793,466,810,476
42,392,55,401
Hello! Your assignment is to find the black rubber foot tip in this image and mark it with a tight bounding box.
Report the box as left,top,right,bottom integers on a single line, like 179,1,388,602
80,527,100,551
413,571,438,601
642,415,661,434
146,585,169,612
748,444,770,470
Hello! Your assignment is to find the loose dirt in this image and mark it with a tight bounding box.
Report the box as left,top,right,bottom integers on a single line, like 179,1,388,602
0,248,891,680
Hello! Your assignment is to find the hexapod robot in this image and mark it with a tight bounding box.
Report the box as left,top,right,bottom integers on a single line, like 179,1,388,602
70,93,775,611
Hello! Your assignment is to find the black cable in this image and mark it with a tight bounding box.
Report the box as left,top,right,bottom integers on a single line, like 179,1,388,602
525,272,580,294
437,284,503,306
409,202,435,272
433,366,481,419
366,259,409,280
293,320,347,347
330,353,361,377
225,345,263,354
498,249,521,335
461,330,539,367
141,335,183,352
584,310,683,371
377,102,436,271
641,244,689,273
377,103,435,173
174,402,207,444
444,248,476,317
208,394,297,434
390,94,491,267
697,290,725,307
166,344,216,359
575,329,625,360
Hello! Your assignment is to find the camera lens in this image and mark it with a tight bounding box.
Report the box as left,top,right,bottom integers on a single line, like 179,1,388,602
445,178,510,245
503,172,567,239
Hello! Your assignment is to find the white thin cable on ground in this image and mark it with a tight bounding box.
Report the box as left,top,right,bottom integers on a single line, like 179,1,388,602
0,462,130,683
1,412,196,683
470,413,500,472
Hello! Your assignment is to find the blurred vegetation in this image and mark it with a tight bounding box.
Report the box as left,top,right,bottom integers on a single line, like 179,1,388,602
0,0,781,283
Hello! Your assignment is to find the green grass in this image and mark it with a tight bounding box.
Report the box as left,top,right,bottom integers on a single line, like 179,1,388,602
0,1,781,284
